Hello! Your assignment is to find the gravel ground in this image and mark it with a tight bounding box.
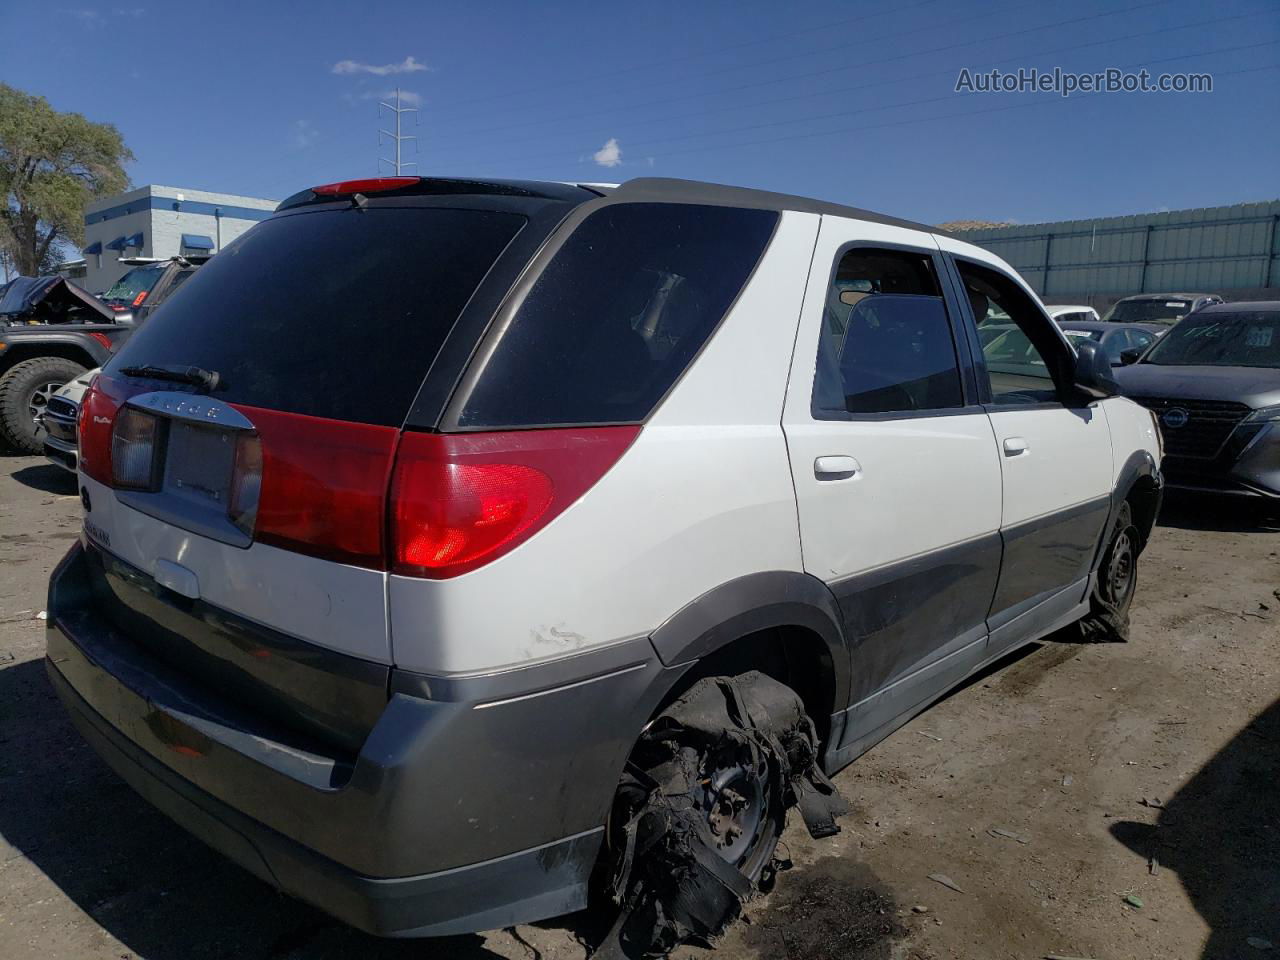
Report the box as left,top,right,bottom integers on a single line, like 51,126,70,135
1,455,1276,960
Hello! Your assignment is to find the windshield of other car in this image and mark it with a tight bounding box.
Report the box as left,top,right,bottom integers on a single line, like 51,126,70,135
101,265,166,307
1103,298,1192,325
1141,311,1280,368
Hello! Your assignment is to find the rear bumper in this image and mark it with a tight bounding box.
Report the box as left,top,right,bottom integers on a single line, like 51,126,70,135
46,657,600,936
46,541,675,936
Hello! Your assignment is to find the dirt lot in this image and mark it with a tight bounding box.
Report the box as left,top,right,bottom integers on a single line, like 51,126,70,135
1,454,1277,960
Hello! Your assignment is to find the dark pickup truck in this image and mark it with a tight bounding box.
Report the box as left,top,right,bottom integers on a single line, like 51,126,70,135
0,258,204,454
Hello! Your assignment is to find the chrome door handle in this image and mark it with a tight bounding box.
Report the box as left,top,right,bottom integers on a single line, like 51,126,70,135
814,455,861,480
1003,437,1029,456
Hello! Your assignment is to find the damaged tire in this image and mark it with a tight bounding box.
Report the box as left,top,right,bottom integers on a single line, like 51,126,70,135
594,671,847,959
1082,500,1140,642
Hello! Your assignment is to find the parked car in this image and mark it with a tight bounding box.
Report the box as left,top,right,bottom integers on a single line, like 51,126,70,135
1046,304,1100,324
1102,292,1224,327
38,367,97,472
32,258,207,468
47,176,1162,947
0,276,124,453
1054,320,1160,366
1116,301,1279,499
99,256,208,322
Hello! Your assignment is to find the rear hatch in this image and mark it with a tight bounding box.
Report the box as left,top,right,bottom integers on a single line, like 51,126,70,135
74,194,533,755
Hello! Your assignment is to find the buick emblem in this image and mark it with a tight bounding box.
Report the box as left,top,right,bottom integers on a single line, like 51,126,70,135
1162,408,1190,429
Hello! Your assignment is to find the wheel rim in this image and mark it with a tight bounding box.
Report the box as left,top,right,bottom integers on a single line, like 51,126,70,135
27,381,63,425
1106,527,1136,604
700,761,768,866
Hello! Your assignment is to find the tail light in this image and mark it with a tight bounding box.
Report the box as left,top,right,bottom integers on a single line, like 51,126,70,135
235,404,398,568
390,426,639,579
311,177,419,196
78,376,128,485
111,407,162,489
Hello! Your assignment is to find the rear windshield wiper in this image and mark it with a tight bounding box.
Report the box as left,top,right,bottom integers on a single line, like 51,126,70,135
119,364,220,391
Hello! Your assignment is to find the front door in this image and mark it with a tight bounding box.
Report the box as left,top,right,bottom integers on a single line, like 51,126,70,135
782,219,1003,753
947,252,1114,656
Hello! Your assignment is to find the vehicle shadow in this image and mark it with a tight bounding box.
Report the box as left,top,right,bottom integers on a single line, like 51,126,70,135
0,656,586,960
9,462,78,496
1156,491,1280,533
1110,697,1280,958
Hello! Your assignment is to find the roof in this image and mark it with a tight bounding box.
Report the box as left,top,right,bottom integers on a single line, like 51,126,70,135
609,178,947,236
1198,300,1280,313
275,176,948,236
1115,292,1217,302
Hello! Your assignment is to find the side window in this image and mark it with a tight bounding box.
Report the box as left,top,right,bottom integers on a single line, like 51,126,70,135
813,248,964,417
957,259,1067,405
1131,330,1154,354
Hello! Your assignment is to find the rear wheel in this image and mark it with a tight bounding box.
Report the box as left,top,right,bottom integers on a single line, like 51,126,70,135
595,671,846,958
0,357,88,454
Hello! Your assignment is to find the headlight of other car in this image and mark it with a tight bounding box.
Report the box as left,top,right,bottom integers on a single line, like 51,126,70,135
1242,404,1280,424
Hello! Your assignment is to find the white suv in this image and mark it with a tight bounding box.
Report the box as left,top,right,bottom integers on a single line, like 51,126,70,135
47,176,1163,947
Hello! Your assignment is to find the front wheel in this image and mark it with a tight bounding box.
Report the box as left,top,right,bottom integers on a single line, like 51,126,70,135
1085,500,1140,641
0,357,88,454
594,672,847,958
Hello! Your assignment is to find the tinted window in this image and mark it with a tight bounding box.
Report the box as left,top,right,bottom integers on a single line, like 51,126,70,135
814,248,963,415
107,207,525,425
958,260,1065,404
1142,311,1280,368
458,203,776,427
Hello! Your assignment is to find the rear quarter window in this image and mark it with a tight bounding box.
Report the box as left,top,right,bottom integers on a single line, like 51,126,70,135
456,202,777,428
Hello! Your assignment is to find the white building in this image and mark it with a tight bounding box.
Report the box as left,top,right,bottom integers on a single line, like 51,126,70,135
79,185,277,293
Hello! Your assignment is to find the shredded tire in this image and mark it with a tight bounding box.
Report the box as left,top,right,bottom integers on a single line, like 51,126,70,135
593,671,848,959
1081,501,1140,643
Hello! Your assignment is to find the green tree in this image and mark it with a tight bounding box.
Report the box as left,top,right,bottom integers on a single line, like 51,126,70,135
0,84,133,277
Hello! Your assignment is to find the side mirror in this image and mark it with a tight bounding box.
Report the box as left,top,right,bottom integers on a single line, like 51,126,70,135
1119,347,1142,365
1072,339,1119,399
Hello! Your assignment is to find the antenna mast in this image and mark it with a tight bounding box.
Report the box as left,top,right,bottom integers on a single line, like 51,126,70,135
378,88,418,175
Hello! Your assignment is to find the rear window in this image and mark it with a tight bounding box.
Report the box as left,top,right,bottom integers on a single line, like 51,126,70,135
457,202,777,428
106,207,525,425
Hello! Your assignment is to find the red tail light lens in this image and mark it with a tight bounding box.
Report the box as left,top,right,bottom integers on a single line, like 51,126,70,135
234,404,397,568
311,177,419,196
78,375,129,485
390,426,640,579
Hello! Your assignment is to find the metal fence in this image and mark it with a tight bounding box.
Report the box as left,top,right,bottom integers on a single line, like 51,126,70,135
956,199,1280,303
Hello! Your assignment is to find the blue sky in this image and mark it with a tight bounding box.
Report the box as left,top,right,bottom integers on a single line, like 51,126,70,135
2,0,1277,225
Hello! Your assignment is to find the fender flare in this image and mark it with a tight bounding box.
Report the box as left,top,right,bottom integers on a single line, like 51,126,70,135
1092,449,1162,572
647,570,850,714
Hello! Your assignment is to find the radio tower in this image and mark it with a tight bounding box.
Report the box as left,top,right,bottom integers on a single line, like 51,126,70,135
378,88,418,175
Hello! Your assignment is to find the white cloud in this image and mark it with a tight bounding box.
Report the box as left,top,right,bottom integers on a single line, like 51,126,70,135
112,7,146,15
292,120,318,149
592,137,623,168
64,8,104,28
332,56,429,76
349,89,422,106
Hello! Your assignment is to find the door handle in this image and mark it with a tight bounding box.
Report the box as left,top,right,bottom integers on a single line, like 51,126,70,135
814,455,861,480
1002,437,1029,456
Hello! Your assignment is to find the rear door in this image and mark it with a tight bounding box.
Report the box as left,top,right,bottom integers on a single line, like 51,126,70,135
943,250,1113,656
782,218,1003,746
